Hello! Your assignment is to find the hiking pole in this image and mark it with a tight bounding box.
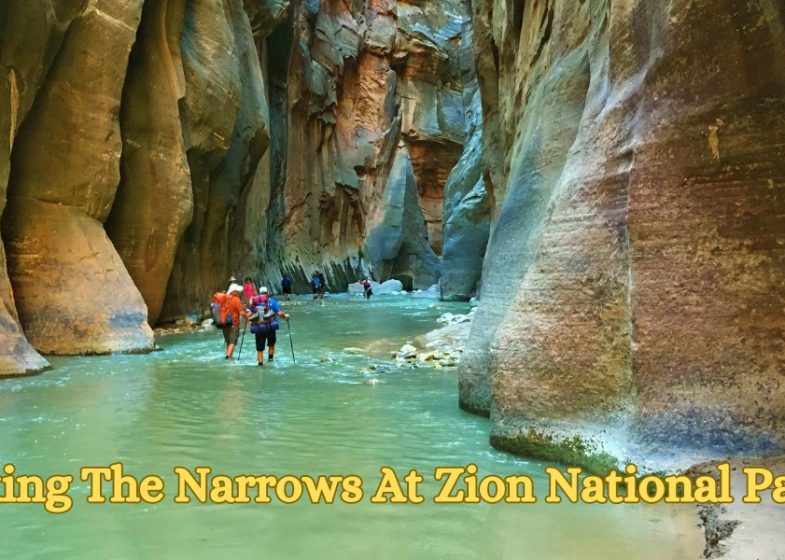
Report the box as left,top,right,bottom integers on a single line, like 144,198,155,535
287,317,296,364
237,317,248,362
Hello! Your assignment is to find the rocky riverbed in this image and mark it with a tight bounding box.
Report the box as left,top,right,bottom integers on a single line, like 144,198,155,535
393,309,474,369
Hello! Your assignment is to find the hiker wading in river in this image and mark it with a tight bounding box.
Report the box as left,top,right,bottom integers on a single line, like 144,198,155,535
223,284,245,359
248,287,290,367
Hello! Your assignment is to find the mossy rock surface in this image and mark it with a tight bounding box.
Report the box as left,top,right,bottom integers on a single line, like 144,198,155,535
491,429,619,475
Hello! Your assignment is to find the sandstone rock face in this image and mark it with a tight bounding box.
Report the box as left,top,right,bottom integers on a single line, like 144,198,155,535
158,0,274,322
365,145,439,290
439,24,490,302
106,0,192,327
462,0,785,470
2,0,155,355
0,2,69,373
255,0,469,294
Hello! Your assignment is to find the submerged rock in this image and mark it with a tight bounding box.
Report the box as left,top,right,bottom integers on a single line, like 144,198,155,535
396,343,418,361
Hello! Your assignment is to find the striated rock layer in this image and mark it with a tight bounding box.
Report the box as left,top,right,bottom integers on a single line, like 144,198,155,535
440,22,489,302
106,0,192,327
158,0,275,322
461,0,785,471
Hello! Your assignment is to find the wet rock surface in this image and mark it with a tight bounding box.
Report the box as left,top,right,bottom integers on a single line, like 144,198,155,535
397,309,474,369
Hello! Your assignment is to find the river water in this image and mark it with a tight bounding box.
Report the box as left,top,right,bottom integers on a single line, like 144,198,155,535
0,295,701,559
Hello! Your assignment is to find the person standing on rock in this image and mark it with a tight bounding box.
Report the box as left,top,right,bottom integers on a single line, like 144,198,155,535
281,274,293,301
248,287,290,366
223,283,245,359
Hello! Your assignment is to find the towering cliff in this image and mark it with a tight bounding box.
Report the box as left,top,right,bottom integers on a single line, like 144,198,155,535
0,3,54,374
253,0,470,293
0,0,281,363
440,22,489,302
461,0,785,470
1,0,153,358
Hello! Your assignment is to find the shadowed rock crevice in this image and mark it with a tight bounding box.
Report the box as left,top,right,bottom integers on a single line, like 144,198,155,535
106,0,192,327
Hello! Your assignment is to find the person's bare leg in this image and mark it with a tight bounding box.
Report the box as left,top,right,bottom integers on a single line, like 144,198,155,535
226,343,236,358
256,351,263,366
268,345,275,362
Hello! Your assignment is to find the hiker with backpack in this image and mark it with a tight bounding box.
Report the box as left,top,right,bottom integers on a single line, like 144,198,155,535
281,274,293,301
248,286,290,367
213,283,245,359
360,278,373,300
318,272,326,298
242,277,258,305
312,272,322,300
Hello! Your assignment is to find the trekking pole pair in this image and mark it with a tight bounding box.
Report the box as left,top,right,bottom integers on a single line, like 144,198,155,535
238,316,296,364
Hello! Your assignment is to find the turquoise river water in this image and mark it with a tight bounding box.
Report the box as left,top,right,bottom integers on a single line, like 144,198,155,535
0,295,701,559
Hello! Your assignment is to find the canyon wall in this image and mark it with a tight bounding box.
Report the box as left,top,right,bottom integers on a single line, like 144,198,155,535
0,0,282,365
440,22,489,302
0,0,482,372
0,2,56,374
254,0,471,294
1,0,154,359
461,0,785,471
